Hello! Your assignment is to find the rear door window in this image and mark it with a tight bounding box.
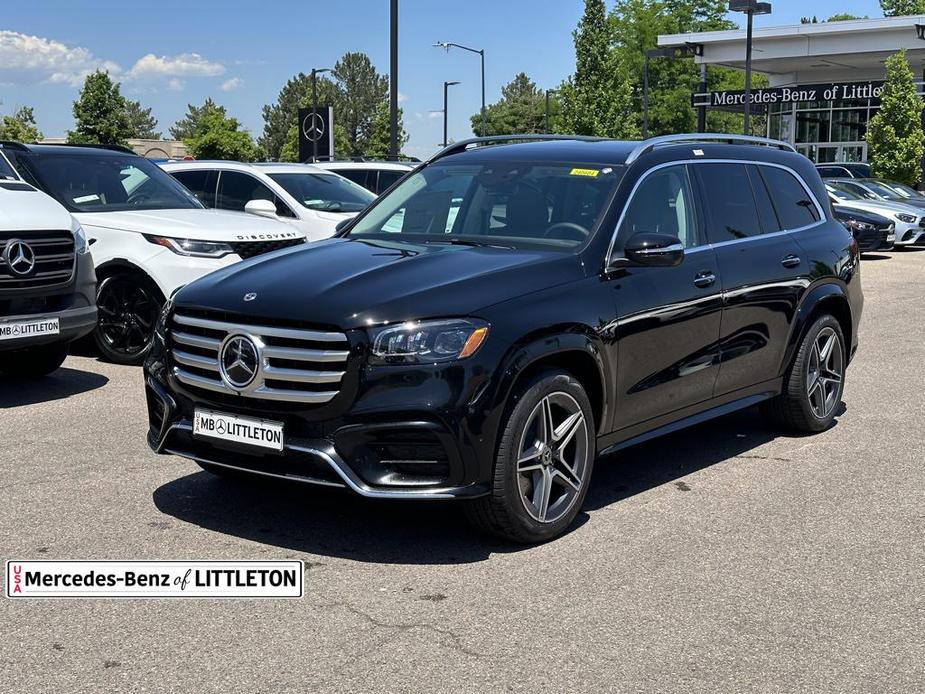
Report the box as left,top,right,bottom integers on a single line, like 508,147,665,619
170,169,216,207
695,163,762,242
759,166,820,230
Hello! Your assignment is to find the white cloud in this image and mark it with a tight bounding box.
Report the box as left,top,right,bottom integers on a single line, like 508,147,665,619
167,78,185,91
128,53,225,80
428,111,443,119
0,30,120,86
220,77,243,92
398,91,408,103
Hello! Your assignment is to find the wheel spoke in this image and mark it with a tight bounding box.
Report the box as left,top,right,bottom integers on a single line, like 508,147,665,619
517,445,543,473
533,468,553,522
540,396,555,446
807,376,821,399
811,381,826,415
553,465,582,492
553,411,584,449
818,332,836,365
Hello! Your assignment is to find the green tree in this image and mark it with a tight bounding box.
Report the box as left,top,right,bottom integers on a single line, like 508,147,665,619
365,102,409,158
333,52,390,157
262,52,405,160
880,0,925,16
169,98,226,141
125,99,160,139
469,72,550,135
827,13,866,20
557,0,637,138
867,50,924,185
67,71,132,146
0,106,43,142
182,110,258,161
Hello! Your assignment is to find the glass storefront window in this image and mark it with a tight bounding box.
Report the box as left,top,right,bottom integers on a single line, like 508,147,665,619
831,109,868,143
797,109,831,143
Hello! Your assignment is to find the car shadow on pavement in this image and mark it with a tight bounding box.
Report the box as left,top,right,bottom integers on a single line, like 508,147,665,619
152,404,826,564
0,368,109,408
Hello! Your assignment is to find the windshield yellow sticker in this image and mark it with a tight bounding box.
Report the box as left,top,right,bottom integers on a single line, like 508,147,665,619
570,168,600,177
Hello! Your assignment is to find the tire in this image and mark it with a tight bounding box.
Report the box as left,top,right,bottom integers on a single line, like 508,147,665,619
465,369,596,543
762,314,846,433
0,343,68,378
94,271,164,366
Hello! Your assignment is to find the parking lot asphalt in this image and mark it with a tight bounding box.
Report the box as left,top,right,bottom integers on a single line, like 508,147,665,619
1,249,923,694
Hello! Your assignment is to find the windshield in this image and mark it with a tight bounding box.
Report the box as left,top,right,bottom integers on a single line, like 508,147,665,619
22,152,202,213
827,182,873,201
0,152,20,181
879,180,922,199
861,181,904,200
268,172,374,213
346,161,623,249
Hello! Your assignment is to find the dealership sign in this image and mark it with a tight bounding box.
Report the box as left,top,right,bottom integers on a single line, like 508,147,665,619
693,81,884,108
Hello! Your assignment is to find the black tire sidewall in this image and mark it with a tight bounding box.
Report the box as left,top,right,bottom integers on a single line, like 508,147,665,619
495,370,596,542
795,315,846,430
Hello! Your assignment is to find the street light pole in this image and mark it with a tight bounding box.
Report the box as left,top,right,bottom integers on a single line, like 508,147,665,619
443,81,461,147
310,67,332,163
545,89,557,132
389,0,399,160
729,1,772,135
435,41,486,136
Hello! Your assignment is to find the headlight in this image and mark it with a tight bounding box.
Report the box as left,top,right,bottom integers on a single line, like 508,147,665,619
71,220,90,255
895,213,917,223
369,318,489,364
144,234,234,258
844,219,875,233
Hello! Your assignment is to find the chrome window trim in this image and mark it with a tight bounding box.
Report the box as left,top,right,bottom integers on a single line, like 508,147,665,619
605,158,827,267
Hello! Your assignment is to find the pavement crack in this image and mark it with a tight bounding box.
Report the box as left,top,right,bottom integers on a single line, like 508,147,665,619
733,454,792,462
321,601,484,659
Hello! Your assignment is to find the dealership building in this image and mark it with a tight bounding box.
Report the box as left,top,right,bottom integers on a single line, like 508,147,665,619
658,14,925,163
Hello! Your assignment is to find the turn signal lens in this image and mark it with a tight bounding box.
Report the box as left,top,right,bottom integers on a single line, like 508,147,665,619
459,326,489,359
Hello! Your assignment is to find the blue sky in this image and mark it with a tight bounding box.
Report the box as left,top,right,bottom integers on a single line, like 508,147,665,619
1,0,887,159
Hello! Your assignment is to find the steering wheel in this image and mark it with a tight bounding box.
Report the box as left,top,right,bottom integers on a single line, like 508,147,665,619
543,222,590,242
128,192,152,207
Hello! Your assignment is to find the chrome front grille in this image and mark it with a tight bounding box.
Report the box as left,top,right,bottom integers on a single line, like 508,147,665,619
169,310,350,404
0,231,75,289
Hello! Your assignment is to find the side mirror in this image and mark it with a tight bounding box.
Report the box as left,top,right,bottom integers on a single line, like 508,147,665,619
622,232,685,267
335,218,352,234
244,199,278,219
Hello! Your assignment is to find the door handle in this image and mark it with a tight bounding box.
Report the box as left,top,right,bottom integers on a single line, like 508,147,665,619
693,271,716,288
781,254,801,268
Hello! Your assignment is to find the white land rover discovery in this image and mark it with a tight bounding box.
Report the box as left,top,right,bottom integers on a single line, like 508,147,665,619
0,148,97,378
2,142,309,364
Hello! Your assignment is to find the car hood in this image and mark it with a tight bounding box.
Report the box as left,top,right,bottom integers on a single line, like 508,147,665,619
0,186,74,231
835,198,923,219
74,208,305,241
175,237,585,329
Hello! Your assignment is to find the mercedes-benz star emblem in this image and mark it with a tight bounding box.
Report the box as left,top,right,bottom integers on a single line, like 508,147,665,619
220,335,259,390
243,292,257,302
302,112,325,143
3,240,36,277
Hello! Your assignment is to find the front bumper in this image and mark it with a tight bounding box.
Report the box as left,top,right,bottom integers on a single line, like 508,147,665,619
0,305,97,351
143,333,499,499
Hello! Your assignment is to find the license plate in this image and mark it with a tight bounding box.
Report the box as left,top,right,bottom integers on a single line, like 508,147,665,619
0,317,60,342
193,409,284,452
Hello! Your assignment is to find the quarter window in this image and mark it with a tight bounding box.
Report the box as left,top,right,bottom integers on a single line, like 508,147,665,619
758,166,820,229
696,163,762,242
618,165,699,248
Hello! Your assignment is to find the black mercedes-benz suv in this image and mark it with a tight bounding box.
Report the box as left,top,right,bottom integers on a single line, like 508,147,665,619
145,134,863,543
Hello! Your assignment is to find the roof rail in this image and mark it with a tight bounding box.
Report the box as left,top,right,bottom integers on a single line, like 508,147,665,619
0,140,31,152
39,142,137,155
625,133,796,164
428,134,608,163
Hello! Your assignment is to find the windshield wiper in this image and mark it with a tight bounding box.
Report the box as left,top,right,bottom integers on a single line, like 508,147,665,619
425,238,513,249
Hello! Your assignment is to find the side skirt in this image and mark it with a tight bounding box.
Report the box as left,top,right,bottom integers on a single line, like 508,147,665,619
598,379,781,457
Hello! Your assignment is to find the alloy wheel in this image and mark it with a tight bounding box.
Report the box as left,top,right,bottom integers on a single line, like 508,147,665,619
806,326,843,419
97,278,159,358
516,391,591,524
